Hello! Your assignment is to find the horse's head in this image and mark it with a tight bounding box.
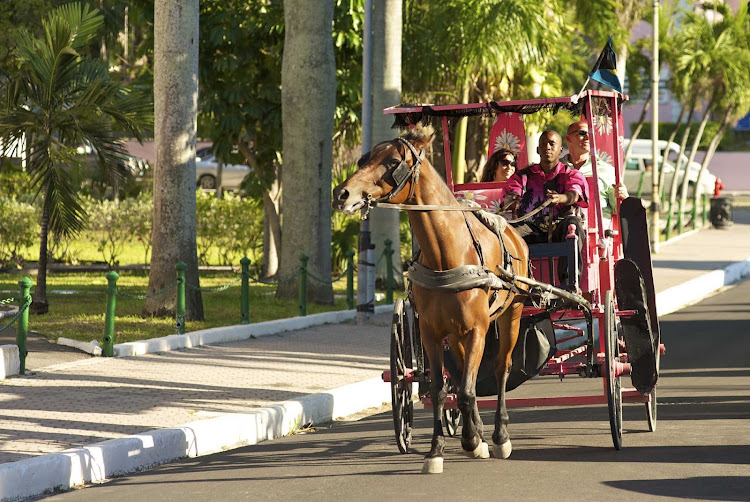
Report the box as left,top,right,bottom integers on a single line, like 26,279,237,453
332,132,431,215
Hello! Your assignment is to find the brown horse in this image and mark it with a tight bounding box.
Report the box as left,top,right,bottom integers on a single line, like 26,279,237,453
332,131,530,474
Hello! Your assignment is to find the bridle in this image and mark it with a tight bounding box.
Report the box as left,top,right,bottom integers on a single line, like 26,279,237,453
362,137,424,218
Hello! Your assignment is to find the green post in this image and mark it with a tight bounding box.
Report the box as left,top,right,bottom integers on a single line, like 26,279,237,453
102,271,119,357
691,196,699,230
299,254,308,316
240,256,250,324
175,261,186,334
636,170,646,198
677,199,684,235
702,193,709,227
16,277,32,375
346,249,355,310
384,239,394,304
665,201,673,241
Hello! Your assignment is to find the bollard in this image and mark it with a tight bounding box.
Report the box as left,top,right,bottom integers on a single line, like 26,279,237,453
102,270,119,356
299,254,308,316
384,239,394,304
175,261,186,334
240,256,250,324
16,277,32,375
346,249,355,310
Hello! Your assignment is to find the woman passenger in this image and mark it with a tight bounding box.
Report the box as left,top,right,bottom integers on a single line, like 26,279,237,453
480,148,517,183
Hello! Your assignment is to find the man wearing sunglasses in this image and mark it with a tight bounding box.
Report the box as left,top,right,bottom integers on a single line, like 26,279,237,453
561,120,628,226
502,129,589,288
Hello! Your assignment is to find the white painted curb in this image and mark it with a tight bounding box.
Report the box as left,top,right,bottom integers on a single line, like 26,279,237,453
0,345,20,380
114,304,394,357
0,376,390,502
57,338,102,356
655,256,750,316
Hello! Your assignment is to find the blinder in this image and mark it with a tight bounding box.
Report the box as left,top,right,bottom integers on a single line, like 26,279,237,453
375,137,424,204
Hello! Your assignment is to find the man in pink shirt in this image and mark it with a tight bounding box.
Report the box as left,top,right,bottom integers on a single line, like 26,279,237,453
502,130,589,284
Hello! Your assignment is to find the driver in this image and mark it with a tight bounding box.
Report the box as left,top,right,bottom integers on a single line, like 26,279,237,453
502,129,589,285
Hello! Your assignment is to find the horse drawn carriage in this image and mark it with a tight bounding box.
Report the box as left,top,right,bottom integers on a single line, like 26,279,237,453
332,90,664,474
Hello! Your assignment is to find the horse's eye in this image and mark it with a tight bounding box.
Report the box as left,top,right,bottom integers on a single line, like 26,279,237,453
390,159,401,168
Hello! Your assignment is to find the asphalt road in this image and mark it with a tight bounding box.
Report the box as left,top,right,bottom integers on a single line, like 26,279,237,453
43,280,750,502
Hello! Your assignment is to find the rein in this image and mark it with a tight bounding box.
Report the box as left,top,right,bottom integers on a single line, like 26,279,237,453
374,199,554,225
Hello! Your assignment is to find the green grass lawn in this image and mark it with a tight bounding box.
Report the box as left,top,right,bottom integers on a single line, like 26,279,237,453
0,271,399,344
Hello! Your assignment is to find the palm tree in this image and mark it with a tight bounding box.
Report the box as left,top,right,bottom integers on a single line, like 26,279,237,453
0,3,150,313
672,3,749,233
689,2,750,226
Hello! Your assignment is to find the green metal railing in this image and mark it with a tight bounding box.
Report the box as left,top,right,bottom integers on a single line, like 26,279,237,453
1,242,405,362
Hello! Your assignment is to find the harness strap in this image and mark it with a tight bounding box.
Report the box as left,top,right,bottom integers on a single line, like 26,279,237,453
464,212,485,267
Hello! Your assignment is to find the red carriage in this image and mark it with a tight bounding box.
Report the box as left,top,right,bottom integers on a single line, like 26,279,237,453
333,90,663,473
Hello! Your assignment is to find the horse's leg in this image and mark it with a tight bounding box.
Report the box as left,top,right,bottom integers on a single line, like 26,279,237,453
456,327,490,459
492,299,523,459
421,327,447,474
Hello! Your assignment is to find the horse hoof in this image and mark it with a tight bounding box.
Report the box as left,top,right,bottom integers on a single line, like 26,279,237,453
463,441,490,459
422,457,443,474
492,440,512,459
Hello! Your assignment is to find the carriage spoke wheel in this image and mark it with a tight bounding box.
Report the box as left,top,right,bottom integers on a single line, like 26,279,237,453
645,388,657,432
390,299,414,454
442,376,461,437
604,290,623,450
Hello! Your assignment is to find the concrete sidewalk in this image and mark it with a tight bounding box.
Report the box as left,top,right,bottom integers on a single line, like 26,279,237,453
1,209,749,501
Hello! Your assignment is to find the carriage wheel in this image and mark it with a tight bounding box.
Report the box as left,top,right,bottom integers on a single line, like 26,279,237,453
645,388,657,432
390,299,414,454
442,376,461,437
604,290,623,450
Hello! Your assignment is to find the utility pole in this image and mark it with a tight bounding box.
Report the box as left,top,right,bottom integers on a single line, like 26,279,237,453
650,0,661,253
357,0,375,322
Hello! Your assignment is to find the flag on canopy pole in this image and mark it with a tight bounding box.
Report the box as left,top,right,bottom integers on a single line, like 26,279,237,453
589,36,622,93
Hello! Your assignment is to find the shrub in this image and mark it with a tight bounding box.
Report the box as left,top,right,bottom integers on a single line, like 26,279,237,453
83,197,127,268
128,191,154,265
196,191,263,266
0,197,38,267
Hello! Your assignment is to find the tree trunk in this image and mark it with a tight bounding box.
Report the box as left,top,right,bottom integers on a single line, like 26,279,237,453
262,178,281,279
692,106,732,213
277,0,335,304
236,141,280,278
31,204,50,314
144,0,204,321
370,0,404,289
451,81,471,184
660,104,688,200
678,101,713,233
623,88,652,162
664,106,693,237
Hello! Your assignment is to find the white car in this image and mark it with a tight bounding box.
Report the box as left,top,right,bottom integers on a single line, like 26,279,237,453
622,139,717,197
195,147,251,191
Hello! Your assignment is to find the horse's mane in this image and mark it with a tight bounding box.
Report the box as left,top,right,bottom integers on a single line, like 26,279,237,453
358,131,431,167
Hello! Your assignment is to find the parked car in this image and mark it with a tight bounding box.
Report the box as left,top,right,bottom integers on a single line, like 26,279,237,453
621,139,717,197
195,147,251,191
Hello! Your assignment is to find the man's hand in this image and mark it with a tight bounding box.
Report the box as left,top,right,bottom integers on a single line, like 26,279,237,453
546,189,578,206
503,192,520,210
613,182,628,200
